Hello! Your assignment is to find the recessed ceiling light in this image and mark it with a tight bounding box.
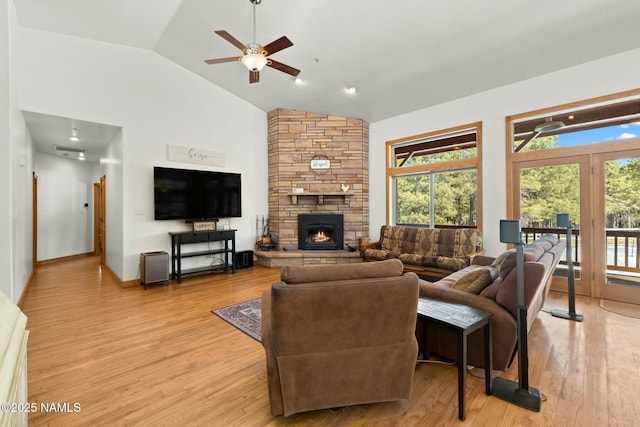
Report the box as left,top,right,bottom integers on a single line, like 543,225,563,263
345,86,356,95
295,77,303,85
69,128,80,142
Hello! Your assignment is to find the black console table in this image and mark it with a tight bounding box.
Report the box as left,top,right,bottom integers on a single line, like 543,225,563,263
169,230,236,283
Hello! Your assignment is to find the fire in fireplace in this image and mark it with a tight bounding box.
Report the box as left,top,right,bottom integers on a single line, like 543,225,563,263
298,214,344,250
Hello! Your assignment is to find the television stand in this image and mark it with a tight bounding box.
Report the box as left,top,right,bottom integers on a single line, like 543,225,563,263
169,230,236,283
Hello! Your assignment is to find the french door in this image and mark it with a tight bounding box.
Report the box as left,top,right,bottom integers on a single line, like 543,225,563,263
593,149,640,304
512,155,592,296
512,148,640,303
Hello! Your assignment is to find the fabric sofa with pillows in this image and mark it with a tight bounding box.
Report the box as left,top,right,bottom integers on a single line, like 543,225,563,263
360,225,484,281
417,234,565,371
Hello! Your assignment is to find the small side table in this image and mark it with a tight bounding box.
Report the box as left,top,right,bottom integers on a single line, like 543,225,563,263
417,297,493,421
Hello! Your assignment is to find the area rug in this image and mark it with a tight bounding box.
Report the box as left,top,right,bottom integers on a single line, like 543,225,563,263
212,298,262,342
600,299,640,319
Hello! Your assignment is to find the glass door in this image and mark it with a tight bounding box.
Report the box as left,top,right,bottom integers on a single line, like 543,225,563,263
512,156,592,295
593,150,640,303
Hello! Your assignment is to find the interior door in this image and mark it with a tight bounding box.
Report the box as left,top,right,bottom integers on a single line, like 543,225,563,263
32,172,38,268
512,155,592,296
593,149,640,303
99,175,106,265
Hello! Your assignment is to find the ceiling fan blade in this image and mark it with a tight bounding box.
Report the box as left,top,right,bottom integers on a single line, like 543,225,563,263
262,36,293,56
250,70,260,84
214,30,247,52
267,59,301,77
204,56,241,65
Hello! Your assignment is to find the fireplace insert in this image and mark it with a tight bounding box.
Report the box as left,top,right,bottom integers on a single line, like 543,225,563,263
298,214,344,250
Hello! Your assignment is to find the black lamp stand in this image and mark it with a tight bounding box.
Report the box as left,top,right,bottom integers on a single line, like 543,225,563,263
551,213,584,322
492,220,542,411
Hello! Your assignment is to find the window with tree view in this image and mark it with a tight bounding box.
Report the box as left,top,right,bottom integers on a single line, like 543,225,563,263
388,124,481,228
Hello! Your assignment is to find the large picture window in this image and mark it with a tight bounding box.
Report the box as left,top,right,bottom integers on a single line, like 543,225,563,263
387,123,482,229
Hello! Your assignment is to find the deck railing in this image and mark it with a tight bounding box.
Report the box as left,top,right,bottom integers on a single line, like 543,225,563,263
522,227,640,272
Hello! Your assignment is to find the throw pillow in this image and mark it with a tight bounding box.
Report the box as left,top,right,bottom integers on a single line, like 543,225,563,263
399,253,424,266
363,248,392,261
452,266,497,294
436,256,468,272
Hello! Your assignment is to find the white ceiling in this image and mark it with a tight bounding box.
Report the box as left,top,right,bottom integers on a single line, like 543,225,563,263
22,111,120,163
14,0,640,160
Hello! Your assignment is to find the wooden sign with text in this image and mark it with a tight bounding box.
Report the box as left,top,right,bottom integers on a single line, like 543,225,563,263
167,144,225,167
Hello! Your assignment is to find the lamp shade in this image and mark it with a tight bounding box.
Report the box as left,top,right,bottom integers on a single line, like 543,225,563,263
242,53,267,71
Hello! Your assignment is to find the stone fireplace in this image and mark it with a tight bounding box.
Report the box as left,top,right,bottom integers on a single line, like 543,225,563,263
298,214,344,250
265,108,369,257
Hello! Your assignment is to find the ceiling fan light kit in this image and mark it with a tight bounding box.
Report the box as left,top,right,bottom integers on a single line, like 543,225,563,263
242,51,268,72
534,116,565,132
204,0,300,83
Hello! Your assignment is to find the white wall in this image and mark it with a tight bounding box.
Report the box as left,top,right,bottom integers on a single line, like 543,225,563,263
19,28,268,281
101,128,123,277
35,152,94,261
0,0,12,300
1,0,33,303
370,48,640,257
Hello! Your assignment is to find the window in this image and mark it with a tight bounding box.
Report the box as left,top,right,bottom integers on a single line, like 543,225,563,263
512,98,640,154
387,123,482,228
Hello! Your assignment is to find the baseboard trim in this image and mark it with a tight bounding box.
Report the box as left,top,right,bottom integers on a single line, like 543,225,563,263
16,270,34,309
101,263,138,288
37,252,94,266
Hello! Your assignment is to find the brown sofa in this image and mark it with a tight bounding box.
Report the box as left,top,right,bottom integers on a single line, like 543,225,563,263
261,259,419,417
417,234,565,371
360,225,484,280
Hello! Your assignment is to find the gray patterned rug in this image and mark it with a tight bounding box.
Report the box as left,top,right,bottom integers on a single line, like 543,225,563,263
212,298,262,342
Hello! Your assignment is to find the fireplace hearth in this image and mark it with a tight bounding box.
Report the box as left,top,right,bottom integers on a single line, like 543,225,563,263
298,214,344,250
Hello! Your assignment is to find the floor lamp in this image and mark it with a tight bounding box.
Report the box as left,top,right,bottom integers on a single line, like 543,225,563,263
551,213,584,322
492,219,542,412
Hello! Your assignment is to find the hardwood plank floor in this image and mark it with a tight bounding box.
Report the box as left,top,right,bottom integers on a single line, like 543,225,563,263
20,256,640,426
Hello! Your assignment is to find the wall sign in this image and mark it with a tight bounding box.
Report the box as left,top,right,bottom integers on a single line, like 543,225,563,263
167,144,225,167
310,155,330,170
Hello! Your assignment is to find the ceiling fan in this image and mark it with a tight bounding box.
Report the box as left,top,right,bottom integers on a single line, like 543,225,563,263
204,0,300,84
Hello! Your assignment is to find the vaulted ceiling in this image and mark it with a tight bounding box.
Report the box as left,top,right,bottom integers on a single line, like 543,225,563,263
14,1,640,162
14,0,640,124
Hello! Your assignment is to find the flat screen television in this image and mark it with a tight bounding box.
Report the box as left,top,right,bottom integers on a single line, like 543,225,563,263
154,166,241,221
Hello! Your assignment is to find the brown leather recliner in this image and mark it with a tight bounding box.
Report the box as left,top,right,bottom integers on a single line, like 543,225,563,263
261,259,419,417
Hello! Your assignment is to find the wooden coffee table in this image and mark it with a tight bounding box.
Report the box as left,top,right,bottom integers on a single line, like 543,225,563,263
417,297,493,420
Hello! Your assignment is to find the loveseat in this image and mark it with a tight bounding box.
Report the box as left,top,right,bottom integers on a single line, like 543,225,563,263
261,259,420,417
360,225,483,280
417,234,565,371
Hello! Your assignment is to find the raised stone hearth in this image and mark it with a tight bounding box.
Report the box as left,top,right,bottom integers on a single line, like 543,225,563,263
255,249,362,268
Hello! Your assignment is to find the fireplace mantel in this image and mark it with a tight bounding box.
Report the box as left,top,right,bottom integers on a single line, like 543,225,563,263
288,191,352,205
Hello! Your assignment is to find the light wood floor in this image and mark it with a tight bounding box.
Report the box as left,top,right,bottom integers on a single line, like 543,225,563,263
20,256,640,426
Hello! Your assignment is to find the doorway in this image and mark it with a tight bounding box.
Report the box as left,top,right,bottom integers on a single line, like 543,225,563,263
507,90,640,302
593,150,640,303
512,156,592,296
94,176,106,265
511,146,640,302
